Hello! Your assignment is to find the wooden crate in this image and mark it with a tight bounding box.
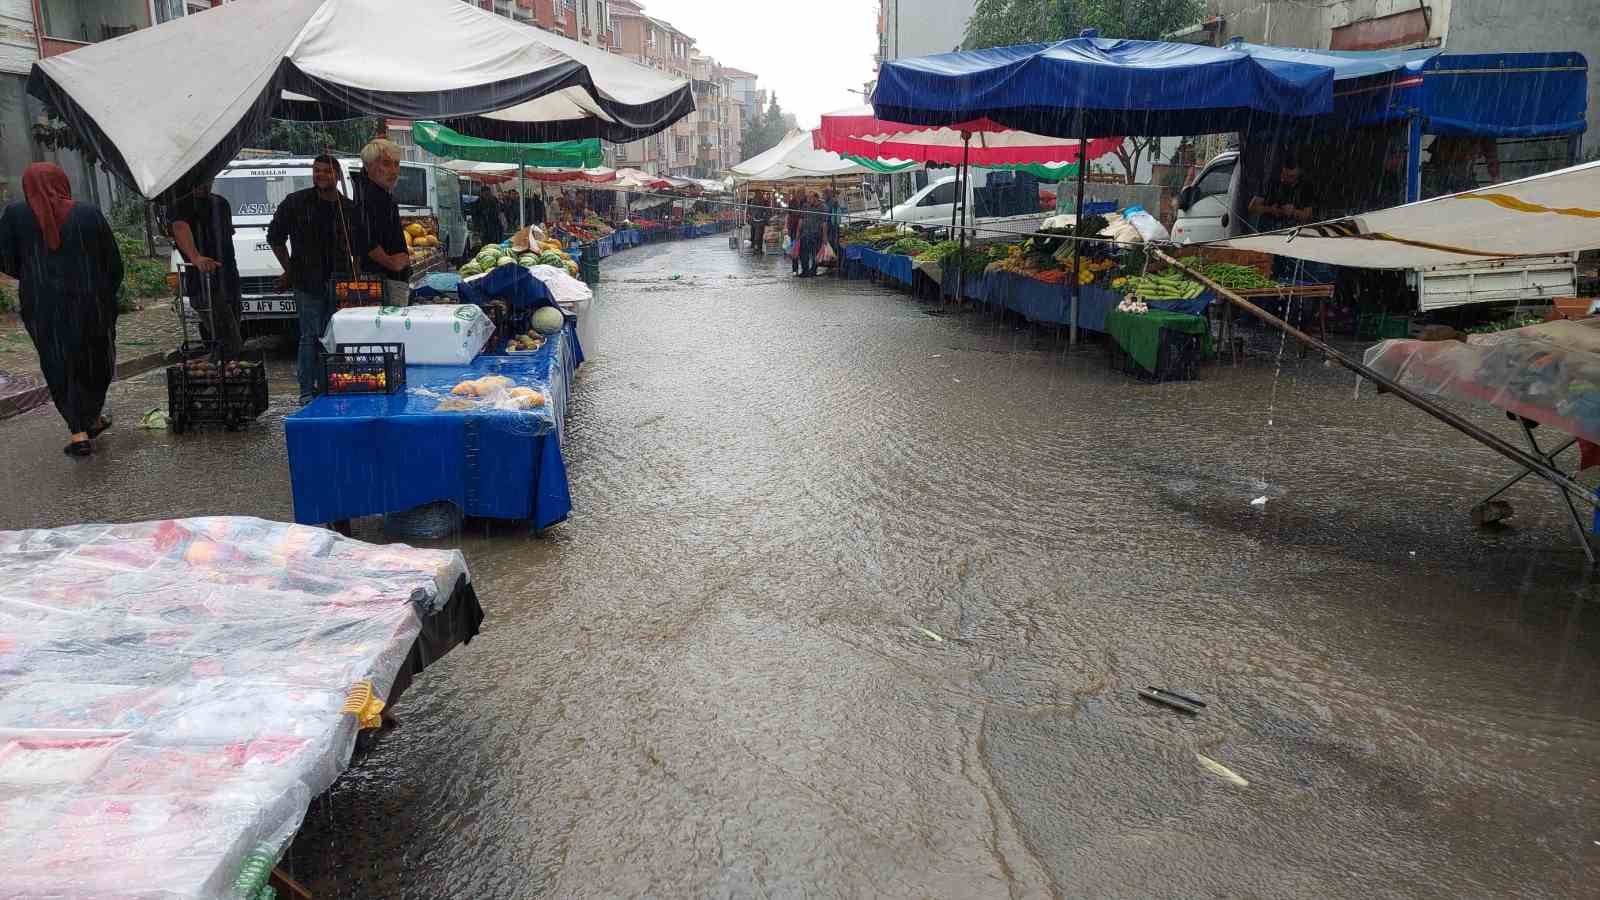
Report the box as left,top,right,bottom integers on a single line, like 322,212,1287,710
1548,296,1598,320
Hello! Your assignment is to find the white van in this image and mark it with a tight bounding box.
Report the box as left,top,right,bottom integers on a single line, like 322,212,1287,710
881,171,1053,239
1170,150,1237,246
173,156,468,337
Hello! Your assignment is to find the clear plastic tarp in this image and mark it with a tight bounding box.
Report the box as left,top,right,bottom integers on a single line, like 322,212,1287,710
1363,318,1600,443
0,517,469,899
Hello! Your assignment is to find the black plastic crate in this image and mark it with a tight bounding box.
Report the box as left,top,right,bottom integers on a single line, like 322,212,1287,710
166,347,269,432
1108,330,1203,383
322,342,406,395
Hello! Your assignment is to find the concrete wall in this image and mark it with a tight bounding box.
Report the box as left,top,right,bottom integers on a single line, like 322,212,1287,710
881,0,976,60
1203,0,1598,149
1446,0,1600,147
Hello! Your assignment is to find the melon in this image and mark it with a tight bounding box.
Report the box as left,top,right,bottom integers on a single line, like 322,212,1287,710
518,255,539,267
405,223,426,238
496,256,515,267
480,244,501,256
531,306,565,335
458,261,483,277
564,261,578,277
538,251,562,267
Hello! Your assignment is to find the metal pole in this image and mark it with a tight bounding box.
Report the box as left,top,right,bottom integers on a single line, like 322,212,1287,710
956,134,970,303
1070,133,1088,345
1157,249,1600,510
519,157,527,233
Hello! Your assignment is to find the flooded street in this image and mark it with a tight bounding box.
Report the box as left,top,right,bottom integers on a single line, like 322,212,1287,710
3,235,1599,896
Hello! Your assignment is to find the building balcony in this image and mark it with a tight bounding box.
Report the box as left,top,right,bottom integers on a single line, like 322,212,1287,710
37,0,148,57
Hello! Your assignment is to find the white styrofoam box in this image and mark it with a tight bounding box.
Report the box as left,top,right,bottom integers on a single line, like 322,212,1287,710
323,304,492,366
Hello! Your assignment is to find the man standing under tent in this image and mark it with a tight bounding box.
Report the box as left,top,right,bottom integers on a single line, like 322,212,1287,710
351,139,412,308
267,155,370,404
823,187,845,275
471,184,505,246
168,179,243,356
1247,151,1323,281
529,190,546,226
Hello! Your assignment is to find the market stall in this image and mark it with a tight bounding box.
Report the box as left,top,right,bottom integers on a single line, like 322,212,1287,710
29,0,695,201
0,517,483,897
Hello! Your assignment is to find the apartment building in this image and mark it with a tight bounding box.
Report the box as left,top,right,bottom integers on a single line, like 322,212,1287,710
465,0,616,49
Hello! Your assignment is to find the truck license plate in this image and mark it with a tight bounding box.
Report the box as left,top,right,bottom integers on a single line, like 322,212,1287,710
241,298,296,315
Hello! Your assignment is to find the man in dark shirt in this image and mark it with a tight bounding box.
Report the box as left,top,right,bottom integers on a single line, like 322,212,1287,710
169,179,242,355
353,139,412,307
1248,152,1318,232
266,154,369,402
470,184,504,246
528,191,546,226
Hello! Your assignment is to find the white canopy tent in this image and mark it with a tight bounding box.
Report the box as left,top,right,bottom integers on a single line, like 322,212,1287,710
1218,159,1600,268
730,130,889,183
29,0,693,199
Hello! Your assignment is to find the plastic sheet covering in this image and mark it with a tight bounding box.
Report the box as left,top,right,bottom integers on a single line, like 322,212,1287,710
0,517,468,899
1362,319,1600,443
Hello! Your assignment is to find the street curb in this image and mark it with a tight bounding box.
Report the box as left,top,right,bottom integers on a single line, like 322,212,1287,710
0,349,174,422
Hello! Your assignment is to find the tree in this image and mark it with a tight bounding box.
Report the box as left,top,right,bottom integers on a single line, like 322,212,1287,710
961,0,1202,182
739,94,790,162
249,117,386,156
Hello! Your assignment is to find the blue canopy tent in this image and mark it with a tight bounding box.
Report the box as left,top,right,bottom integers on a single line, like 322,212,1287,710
874,35,1588,337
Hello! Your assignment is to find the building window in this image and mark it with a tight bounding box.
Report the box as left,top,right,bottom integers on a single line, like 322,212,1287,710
42,0,146,43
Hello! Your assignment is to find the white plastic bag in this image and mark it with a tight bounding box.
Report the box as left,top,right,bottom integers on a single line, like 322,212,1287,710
1122,205,1171,243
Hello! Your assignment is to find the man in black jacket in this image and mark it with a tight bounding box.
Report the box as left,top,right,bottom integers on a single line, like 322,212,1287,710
267,154,370,402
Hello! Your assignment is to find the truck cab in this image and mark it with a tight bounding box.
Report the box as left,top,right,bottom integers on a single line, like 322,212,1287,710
174,156,467,337
1171,151,1238,246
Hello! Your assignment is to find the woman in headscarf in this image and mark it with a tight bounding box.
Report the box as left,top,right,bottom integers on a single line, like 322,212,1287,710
0,163,124,456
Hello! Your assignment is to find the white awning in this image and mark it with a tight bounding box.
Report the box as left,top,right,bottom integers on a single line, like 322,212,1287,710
1220,159,1600,268
730,130,887,182
29,0,693,198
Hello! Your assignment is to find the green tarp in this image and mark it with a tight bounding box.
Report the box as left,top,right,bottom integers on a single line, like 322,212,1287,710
412,121,602,167
1104,308,1211,373
844,154,1077,180
839,154,919,174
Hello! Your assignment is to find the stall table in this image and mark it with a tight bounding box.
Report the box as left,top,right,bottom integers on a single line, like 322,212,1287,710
1216,283,1336,364
1105,307,1213,381
0,517,482,898
286,322,581,531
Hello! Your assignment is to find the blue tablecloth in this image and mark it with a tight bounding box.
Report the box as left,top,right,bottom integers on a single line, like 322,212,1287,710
850,246,916,286
972,272,1211,331
456,263,560,311
595,234,615,257
286,321,582,529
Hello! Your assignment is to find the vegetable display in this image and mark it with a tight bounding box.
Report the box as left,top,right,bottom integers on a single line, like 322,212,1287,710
1195,262,1276,290
914,240,962,263
1115,271,1205,300
885,237,932,257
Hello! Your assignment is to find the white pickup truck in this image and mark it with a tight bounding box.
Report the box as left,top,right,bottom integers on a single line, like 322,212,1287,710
1172,146,1579,312
174,156,468,337
880,172,1053,240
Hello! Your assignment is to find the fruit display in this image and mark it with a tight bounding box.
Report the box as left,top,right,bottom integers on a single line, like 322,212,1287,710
181,357,255,381
327,371,388,393
913,240,962,263
1117,297,1151,315
505,329,546,353
403,218,442,266
440,375,546,411
531,306,565,335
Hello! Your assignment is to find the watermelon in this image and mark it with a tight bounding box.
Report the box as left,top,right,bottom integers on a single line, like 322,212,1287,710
564,261,578,277
459,261,483,277
531,306,565,335
496,257,515,267
518,255,539,267
479,244,501,256
538,251,562,267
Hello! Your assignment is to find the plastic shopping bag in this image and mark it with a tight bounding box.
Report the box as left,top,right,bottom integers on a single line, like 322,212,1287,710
788,237,800,260
817,242,837,266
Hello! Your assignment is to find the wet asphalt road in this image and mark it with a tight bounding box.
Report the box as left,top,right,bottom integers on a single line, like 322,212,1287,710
2,235,1598,897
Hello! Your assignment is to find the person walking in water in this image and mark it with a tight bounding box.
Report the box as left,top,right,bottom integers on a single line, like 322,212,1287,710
0,162,124,456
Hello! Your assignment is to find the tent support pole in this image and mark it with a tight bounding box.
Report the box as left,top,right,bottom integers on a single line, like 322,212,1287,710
1070,134,1088,346
519,158,527,233
1157,249,1600,520
956,134,970,304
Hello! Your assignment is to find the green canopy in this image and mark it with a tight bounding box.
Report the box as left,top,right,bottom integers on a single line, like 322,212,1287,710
412,121,602,167
840,154,919,174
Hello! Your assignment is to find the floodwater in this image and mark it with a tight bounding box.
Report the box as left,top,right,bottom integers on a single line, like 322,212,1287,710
3,235,1599,897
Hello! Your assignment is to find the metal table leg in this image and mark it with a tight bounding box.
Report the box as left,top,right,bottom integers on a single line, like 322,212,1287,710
1511,422,1593,564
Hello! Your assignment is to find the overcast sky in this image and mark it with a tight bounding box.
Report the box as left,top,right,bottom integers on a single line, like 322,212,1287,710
627,0,879,127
